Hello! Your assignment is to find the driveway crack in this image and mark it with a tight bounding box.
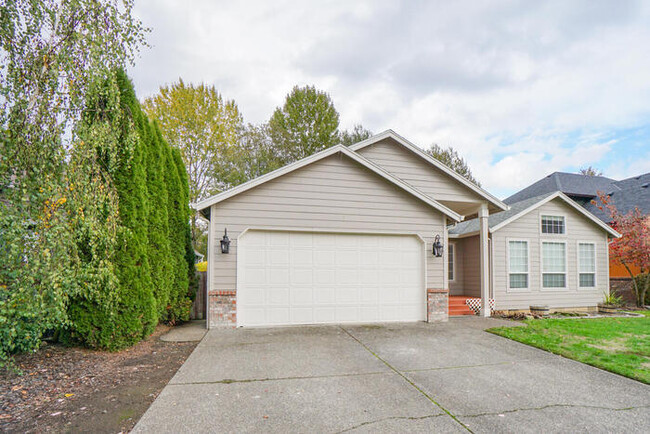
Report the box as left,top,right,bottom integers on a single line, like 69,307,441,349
336,413,447,433
460,403,650,418
402,360,533,373
169,370,390,386
339,326,473,433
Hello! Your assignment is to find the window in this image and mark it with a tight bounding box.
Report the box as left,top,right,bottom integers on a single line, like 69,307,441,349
508,240,528,289
448,243,455,281
541,215,565,234
542,242,566,288
578,242,596,287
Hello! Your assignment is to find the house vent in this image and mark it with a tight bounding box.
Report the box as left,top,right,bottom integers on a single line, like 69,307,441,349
642,183,649,188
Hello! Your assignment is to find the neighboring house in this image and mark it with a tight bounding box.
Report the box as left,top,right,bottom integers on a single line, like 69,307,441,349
194,130,619,329
504,171,650,278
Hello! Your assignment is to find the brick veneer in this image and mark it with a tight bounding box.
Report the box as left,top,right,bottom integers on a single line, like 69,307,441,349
427,289,449,323
208,291,236,327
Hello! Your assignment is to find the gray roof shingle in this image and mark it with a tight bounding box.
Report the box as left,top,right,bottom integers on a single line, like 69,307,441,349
504,172,618,205
583,181,650,222
503,171,650,224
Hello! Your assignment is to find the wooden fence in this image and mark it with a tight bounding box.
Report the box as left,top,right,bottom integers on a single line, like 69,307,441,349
191,271,207,320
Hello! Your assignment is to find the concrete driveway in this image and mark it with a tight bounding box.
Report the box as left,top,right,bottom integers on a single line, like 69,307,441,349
134,318,650,433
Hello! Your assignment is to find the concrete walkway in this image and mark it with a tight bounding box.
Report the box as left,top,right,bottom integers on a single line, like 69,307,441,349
134,318,650,433
160,320,207,342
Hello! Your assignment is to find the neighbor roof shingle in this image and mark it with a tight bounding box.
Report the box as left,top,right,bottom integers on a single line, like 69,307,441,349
583,181,650,222
504,172,618,205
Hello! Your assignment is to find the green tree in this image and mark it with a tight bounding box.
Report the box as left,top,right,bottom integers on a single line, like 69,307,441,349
62,71,158,349
159,128,192,323
218,123,284,188
268,85,340,165
340,124,373,146
142,109,172,321
110,71,157,345
0,0,146,362
426,144,481,186
579,166,604,176
61,75,123,348
173,147,198,311
143,80,243,247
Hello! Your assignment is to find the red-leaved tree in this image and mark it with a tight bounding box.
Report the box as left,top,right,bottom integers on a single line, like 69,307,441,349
594,192,650,306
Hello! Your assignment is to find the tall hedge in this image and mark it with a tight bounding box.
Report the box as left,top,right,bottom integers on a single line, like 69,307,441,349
64,71,158,349
142,111,172,320
59,70,193,349
109,71,158,345
173,147,199,301
157,126,192,323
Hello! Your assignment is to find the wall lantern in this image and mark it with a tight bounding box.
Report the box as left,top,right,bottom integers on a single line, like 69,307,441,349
220,228,231,254
432,234,443,257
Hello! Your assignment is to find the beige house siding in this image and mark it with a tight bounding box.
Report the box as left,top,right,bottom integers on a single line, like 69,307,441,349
449,236,481,297
209,153,447,294
492,198,608,310
356,138,483,204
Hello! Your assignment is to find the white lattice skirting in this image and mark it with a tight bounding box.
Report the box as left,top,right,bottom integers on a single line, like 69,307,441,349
465,298,495,314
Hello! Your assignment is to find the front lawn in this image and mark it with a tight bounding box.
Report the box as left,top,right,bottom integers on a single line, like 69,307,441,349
488,311,650,384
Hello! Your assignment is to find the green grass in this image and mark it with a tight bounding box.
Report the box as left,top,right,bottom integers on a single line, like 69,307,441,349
488,311,650,384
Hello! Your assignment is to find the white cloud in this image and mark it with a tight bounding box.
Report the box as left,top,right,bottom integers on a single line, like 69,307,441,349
129,0,650,197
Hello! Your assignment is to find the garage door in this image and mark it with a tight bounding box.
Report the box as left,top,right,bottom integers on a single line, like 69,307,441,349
237,230,425,327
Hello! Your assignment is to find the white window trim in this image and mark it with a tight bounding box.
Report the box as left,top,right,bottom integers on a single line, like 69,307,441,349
540,240,568,291
448,242,456,282
506,238,530,292
576,240,597,290
539,213,568,236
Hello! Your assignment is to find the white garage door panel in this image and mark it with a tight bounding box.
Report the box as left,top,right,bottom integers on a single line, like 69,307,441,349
237,231,425,327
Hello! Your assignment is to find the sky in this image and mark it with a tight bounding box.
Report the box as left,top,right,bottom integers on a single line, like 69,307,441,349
129,0,650,199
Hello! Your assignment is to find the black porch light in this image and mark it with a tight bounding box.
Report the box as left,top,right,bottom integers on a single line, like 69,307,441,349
220,228,231,254
432,234,443,257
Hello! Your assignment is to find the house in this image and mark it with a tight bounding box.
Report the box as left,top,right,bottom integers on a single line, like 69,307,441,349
194,130,619,328
504,171,650,279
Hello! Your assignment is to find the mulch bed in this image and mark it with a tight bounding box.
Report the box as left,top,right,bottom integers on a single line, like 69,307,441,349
1,325,198,433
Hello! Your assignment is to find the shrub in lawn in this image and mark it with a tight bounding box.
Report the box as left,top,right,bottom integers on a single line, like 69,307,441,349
602,291,624,307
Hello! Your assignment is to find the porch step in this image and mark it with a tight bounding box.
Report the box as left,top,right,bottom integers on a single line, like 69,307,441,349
448,296,476,316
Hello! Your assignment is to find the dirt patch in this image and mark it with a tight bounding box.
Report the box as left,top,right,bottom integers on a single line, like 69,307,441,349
588,336,633,353
1,325,198,433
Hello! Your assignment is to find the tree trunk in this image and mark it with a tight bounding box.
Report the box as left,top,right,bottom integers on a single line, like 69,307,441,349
642,274,649,307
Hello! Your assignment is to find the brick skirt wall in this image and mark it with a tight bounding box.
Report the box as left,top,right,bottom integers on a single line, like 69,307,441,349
427,289,449,323
208,291,236,328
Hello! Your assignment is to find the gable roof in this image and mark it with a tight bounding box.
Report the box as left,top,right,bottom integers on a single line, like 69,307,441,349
349,130,509,212
504,172,618,205
449,191,621,238
193,144,463,222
